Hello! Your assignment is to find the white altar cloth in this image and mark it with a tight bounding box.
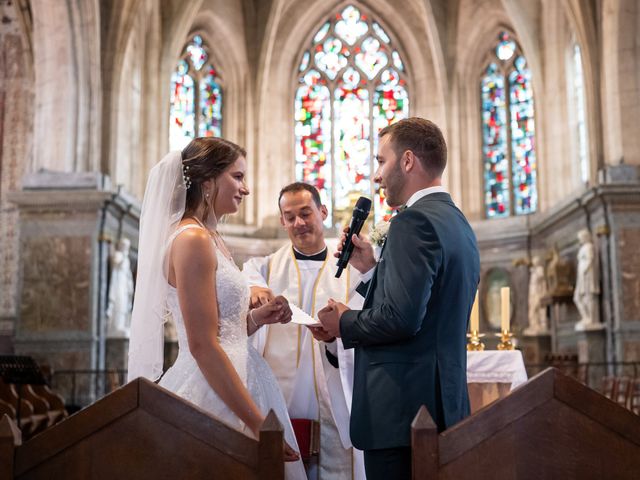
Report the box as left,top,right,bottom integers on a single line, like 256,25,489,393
467,350,528,390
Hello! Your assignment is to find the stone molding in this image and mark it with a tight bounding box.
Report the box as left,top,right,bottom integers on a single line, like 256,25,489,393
8,190,114,212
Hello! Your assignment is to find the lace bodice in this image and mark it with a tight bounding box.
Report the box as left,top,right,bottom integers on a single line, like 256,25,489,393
165,224,250,383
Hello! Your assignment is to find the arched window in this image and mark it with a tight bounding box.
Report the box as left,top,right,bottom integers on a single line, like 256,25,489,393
294,4,409,226
169,35,222,151
571,43,589,184
481,32,537,218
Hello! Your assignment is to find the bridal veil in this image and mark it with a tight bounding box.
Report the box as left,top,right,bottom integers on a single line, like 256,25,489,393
127,151,186,382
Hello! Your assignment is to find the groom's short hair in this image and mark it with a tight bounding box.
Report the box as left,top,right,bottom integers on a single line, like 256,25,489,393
278,182,323,211
379,117,447,179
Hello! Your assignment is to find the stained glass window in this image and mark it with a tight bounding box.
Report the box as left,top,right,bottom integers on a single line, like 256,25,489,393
169,35,223,150
295,4,409,226
572,43,589,184
481,32,537,218
482,63,508,217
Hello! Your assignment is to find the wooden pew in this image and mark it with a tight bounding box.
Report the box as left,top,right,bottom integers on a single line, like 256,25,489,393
30,384,67,426
412,368,640,479
0,379,43,438
2,378,285,479
0,357,67,438
0,415,22,480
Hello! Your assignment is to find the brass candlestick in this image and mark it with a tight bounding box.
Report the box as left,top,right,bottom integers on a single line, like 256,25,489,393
466,330,485,351
495,329,514,350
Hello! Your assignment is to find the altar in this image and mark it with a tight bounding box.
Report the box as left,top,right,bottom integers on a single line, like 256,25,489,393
467,350,527,413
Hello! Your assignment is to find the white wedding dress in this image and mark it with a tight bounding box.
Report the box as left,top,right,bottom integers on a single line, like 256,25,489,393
159,225,306,479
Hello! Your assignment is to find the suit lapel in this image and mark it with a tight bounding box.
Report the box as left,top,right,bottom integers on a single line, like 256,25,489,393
364,238,388,306
361,193,452,307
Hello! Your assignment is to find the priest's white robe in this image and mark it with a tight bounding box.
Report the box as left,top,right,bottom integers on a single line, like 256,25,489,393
243,243,365,480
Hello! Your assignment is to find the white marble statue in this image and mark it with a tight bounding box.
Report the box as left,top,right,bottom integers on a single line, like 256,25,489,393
525,255,548,335
106,238,134,338
573,229,601,331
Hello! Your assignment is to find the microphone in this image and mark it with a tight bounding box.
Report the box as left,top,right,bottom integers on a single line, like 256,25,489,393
335,196,372,278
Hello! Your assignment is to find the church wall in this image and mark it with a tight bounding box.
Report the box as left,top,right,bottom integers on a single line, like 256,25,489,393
473,179,640,371
0,0,33,351
31,0,101,173
601,0,640,167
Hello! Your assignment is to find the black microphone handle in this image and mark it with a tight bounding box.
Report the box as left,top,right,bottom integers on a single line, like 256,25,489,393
335,217,367,277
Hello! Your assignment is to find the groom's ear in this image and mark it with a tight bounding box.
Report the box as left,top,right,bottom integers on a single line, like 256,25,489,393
403,150,417,172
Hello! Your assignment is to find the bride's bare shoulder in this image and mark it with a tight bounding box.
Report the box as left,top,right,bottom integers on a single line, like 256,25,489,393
172,224,217,262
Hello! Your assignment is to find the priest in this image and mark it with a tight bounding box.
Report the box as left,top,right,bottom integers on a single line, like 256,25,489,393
243,182,365,480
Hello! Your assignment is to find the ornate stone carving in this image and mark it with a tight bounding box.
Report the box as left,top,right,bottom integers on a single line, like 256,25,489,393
20,236,91,332
526,255,549,335
106,238,133,338
573,229,602,331
545,245,574,298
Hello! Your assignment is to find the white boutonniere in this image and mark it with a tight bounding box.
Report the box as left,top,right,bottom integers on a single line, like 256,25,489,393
370,219,391,248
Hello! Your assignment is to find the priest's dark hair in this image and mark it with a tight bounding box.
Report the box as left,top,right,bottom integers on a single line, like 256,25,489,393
379,117,447,179
278,182,323,211
181,137,247,224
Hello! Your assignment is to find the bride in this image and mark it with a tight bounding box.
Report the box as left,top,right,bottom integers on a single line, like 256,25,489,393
128,137,306,478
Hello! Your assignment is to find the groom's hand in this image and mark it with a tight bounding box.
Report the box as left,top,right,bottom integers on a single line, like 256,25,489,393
307,325,335,343
318,299,349,338
334,226,377,274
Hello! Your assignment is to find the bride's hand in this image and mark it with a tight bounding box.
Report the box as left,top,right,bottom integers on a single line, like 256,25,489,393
252,295,293,326
284,440,300,462
250,286,274,308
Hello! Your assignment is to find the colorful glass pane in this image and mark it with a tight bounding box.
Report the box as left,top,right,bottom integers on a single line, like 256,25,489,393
198,66,222,138
373,69,409,221
496,32,516,61
314,22,330,43
294,70,333,222
335,5,368,45
299,51,310,72
392,51,404,71
169,60,195,151
314,37,349,80
573,44,589,183
481,63,509,218
355,37,388,80
333,67,370,228
372,22,390,44
187,35,207,71
509,56,537,215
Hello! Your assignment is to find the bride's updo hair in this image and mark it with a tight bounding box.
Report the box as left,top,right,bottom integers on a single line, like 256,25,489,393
181,137,246,222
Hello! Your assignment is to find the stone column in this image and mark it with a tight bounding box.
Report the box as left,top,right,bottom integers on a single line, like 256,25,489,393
575,328,607,388
31,0,101,173
8,171,139,406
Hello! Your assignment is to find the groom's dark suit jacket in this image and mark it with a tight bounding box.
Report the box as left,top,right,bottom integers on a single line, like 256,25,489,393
340,192,480,450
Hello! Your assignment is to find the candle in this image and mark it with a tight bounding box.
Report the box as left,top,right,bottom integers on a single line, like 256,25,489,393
501,287,510,332
470,290,479,332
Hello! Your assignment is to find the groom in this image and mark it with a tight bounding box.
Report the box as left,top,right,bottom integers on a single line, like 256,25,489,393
318,117,480,479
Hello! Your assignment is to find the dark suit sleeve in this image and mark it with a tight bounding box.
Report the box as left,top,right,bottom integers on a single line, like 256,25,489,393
340,209,442,347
